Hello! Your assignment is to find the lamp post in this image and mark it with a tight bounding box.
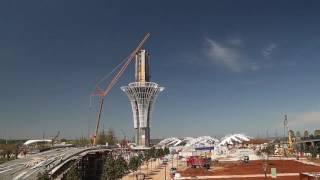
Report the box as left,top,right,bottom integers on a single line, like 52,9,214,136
171,154,174,168
164,164,167,180
176,153,179,169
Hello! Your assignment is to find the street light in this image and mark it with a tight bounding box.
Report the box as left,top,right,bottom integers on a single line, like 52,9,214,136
176,153,179,169
164,164,167,180
171,155,174,168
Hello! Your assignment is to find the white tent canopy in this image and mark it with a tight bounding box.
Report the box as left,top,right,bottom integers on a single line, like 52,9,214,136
24,139,52,145
218,134,250,146
157,134,250,147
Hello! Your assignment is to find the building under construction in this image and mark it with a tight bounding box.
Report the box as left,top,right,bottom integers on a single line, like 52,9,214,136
121,49,164,147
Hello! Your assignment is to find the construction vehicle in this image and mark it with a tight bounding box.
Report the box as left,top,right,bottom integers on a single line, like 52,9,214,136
170,167,177,176
91,33,150,145
287,130,295,154
240,155,249,163
187,156,211,169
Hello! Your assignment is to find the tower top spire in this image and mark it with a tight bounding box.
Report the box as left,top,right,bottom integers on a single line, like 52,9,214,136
135,49,150,83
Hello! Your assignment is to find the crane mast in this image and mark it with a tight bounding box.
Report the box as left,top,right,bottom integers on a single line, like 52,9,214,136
92,33,150,146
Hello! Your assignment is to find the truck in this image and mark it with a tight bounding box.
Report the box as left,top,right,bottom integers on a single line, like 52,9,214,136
186,156,211,169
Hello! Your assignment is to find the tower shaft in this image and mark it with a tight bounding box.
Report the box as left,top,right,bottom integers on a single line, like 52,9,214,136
135,49,150,83
121,49,164,147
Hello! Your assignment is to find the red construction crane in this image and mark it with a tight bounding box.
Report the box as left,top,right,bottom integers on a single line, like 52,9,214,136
92,33,150,145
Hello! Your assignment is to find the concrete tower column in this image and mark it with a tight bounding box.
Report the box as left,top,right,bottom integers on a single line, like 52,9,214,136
121,49,164,147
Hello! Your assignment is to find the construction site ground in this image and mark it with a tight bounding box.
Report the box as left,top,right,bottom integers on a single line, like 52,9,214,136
122,157,185,180
177,159,320,179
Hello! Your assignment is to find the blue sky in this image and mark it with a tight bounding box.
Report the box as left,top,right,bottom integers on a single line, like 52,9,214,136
1,0,320,139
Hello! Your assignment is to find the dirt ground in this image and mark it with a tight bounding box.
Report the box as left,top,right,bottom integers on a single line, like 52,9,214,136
178,160,320,177
311,159,320,164
206,177,301,180
122,157,185,180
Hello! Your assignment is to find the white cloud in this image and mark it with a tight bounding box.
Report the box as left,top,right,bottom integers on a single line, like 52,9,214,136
249,62,260,71
205,37,263,72
263,43,277,59
227,38,244,47
205,38,243,72
204,37,279,72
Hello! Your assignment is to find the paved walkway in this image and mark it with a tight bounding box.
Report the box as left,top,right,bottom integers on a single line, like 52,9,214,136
175,173,299,179
122,157,184,180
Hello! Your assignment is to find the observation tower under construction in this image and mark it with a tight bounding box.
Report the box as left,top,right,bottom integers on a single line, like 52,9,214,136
121,49,164,147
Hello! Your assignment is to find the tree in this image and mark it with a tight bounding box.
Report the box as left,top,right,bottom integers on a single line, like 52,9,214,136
128,156,140,173
65,164,80,180
72,136,90,146
164,147,170,155
97,129,107,145
149,147,156,170
314,129,320,137
106,129,117,145
304,130,309,138
289,130,295,138
155,148,164,167
310,134,314,139
137,153,144,167
150,147,156,158
114,156,128,178
256,149,263,157
144,150,151,175
263,145,275,157
37,170,50,180
102,154,120,180
256,144,275,160
310,146,318,159
2,144,16,160
157,148,165,158
119,138,128,148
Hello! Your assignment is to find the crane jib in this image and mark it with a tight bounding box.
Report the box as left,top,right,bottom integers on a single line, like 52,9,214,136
93,33,150,145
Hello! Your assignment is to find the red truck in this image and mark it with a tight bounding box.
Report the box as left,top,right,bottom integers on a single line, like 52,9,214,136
187,156,211,169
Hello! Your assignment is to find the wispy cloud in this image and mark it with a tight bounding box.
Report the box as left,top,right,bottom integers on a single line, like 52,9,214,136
205,37,261,72
205,38,243,72
263,43,277,59
226,38,244,47
203,37,280,72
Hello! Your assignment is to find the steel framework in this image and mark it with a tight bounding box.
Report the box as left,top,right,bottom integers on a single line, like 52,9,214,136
121,82,164,146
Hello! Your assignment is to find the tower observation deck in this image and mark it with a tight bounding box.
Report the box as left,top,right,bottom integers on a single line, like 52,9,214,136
121,49,164,147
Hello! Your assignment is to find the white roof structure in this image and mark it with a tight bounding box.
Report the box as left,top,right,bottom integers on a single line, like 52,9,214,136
218,134,250,146
24,139,52,145
184,136,219,147
157,136,219,148
158,137,181,147
157,134,250,148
